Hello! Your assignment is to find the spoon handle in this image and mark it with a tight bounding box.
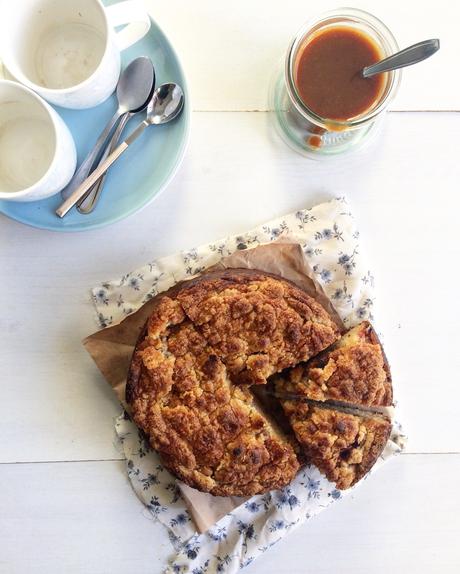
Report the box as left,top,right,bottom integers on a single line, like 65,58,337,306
362,39,440,78
60,110,122,200
76,113,132,213
56,121,148,218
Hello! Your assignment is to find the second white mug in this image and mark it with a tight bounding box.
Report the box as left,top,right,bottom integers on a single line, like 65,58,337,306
0,0,151,109
0,80,76,202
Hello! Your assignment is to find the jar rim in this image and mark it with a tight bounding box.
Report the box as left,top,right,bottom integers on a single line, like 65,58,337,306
285,7,401,130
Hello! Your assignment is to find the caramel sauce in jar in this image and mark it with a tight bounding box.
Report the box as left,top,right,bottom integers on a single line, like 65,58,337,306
272,9,401,157
294,26,386,122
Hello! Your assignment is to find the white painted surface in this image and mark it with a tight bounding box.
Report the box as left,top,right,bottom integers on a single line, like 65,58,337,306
1,0,460,571
0,461,169,574
144,0,459,111
1,112,459,461
1,456,459,573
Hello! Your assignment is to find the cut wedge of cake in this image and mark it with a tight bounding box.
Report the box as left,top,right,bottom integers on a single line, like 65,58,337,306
274,321,392,408
281,400,391,489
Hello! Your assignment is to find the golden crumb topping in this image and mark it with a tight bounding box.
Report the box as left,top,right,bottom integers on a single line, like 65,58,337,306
275,321,393,407
281,401,391,489
126,269,340,496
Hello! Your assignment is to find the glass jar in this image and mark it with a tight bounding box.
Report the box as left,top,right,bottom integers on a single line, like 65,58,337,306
269,8,401,158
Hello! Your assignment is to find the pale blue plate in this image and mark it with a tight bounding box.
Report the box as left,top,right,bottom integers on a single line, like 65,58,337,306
0,9,189,232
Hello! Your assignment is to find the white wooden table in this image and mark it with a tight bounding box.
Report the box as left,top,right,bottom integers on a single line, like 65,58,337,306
1,1,460,572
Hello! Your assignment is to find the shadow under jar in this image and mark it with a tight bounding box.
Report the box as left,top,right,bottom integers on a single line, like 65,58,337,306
270,8,401,158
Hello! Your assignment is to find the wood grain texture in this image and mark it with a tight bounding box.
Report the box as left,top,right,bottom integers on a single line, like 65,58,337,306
0,455,459,573
0,460,169,574
246,453,460,574
1,3,459,570
1,111,459,463
143,0,459,111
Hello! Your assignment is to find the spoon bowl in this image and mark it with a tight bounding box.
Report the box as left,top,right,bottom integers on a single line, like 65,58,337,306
146,83,185,125
117,56,156,113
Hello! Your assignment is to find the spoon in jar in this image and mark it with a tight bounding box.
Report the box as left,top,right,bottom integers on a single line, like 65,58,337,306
61,57,155,200
362,38,440,78
56,83,184,218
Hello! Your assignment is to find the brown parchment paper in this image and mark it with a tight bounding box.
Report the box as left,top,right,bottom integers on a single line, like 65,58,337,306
83,242,344,533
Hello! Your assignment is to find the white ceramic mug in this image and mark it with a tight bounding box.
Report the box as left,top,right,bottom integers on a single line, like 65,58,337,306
0,0,151,109
0,80,77,201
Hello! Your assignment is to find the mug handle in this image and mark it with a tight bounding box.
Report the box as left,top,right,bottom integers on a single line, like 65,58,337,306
0,59,12,80
106,0,151,51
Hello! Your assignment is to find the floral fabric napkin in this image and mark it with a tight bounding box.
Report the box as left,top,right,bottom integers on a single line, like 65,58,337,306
92,197,406,573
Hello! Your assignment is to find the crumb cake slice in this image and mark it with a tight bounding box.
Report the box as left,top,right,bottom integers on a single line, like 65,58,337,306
274,321,392,408
281,400,391,489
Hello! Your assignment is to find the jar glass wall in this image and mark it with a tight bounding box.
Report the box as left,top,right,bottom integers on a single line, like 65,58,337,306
270,8,401,158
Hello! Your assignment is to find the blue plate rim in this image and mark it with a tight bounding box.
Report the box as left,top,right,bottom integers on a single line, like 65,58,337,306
0,13,191,233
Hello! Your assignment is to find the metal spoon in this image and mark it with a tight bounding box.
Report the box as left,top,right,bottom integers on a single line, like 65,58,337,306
77,62,156,213
362,39,440,78
56,83,184,218
76,115,132,213
60,57,156,200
